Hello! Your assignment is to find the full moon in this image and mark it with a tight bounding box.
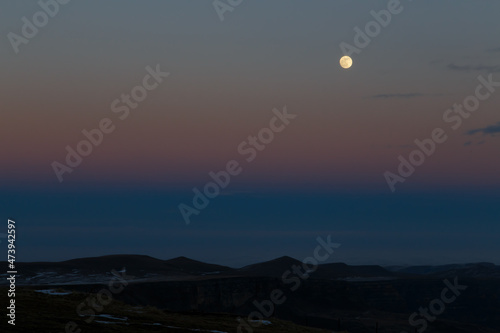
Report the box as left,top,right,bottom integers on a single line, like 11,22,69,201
340,56,353,69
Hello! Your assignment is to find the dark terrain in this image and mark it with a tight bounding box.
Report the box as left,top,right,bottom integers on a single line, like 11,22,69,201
1,255,499,332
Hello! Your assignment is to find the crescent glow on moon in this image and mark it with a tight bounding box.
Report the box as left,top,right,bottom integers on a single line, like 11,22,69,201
340,56,353,69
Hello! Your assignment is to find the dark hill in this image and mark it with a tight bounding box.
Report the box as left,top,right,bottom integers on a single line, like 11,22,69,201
237,256,304,277
62,254,181,275
164,256,234,274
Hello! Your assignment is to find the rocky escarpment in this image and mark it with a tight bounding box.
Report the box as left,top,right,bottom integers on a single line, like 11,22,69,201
54,276,500,332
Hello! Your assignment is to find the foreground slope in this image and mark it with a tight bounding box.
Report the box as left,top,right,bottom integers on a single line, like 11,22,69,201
0,288,335,333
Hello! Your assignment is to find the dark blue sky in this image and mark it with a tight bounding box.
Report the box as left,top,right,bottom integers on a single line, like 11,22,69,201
3,184,500,266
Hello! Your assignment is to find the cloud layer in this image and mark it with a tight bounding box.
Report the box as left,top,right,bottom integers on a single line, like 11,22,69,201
467,122,500,135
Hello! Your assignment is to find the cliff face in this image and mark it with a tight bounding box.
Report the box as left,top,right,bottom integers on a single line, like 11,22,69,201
60,276,498,331
118,277,284,313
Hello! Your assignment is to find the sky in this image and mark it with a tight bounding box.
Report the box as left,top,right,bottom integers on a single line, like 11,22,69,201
1,0,500,266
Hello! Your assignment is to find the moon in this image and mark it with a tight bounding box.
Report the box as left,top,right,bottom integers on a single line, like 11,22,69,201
340,56,353,69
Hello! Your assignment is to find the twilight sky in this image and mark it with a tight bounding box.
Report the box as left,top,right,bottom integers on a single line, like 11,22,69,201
1,0,500,266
